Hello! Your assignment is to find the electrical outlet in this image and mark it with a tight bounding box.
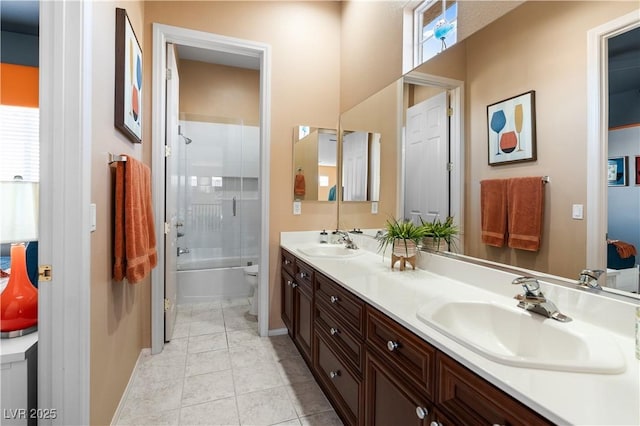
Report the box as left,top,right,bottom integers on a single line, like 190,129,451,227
293,201,302,215
572,204,583,220
371,201,378,214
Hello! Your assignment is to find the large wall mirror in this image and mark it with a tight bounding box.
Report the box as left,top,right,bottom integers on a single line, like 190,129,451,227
337,1,639,297
341,130,381,202
292,126,338,202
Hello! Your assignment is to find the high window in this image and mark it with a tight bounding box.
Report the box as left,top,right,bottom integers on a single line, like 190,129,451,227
414,0,458,67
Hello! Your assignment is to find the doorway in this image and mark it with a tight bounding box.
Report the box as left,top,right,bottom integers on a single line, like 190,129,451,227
151,24,271,354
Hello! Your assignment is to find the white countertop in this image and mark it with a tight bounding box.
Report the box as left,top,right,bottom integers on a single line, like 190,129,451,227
0,332,38,364
281,231,640,426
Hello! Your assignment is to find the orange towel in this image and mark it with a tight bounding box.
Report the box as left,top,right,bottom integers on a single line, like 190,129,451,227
480,179,508,247
294,173,306,196
507,177,544,251
610,240,637,259
113,156,157,283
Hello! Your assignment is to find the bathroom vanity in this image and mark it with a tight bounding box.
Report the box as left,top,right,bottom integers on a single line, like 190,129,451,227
280,232,639,425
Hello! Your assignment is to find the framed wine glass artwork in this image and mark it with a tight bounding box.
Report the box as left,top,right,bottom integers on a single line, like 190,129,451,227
608,156,628,187
487,91,536,166
115,8,143,144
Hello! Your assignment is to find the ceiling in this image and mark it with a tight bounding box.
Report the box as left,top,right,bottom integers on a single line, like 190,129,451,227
1,1,637,92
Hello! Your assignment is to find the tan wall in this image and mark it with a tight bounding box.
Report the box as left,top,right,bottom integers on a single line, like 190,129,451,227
340,1,404,112
178,60,260,125
143,1,342,330
463,1,638,278
89,2,149,425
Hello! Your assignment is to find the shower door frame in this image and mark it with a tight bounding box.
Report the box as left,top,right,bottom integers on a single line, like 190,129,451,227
151,24,272,354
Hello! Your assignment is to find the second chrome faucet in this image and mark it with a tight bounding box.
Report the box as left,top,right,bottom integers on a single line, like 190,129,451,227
512,276,572,322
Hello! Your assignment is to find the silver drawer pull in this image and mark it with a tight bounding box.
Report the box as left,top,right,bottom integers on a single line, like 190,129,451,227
287,280,293,287
329,370,341,379
284,259,292,265
291,282,298,288
430,422,442,426
330,295,339,304
416,406,428,420
387,340,399,351
330,327,339,336
299,271,309,279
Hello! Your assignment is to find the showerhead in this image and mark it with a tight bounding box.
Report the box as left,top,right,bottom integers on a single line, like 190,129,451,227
182,135,193,145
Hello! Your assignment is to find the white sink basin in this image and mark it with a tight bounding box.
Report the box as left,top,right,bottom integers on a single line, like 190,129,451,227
297,245,363,259
416,300,626,374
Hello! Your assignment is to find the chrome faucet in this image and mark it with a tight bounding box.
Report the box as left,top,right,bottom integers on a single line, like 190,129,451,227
177,247,190,256
577,269,604,290
512,276,572,322
336,231,359,250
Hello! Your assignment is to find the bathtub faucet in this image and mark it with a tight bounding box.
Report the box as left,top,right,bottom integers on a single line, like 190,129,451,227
177,247,190,256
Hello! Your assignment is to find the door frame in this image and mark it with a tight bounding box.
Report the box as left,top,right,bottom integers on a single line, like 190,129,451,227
586,10,640,277
401,72,465,249
39,0,92,423
151,24,272,354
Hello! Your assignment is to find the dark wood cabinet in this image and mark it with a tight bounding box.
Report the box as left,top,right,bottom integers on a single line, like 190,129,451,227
365,351,433,426
280,248,552,426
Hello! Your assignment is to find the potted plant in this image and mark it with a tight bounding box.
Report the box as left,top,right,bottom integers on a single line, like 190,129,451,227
377,218,427,259
420,216,459,252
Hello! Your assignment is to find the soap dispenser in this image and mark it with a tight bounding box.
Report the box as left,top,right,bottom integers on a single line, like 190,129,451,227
320,229,328,244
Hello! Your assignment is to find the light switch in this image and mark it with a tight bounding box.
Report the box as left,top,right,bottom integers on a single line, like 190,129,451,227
371,202,378,214
293,201,301,215
572,204,583,220
90,203,97,231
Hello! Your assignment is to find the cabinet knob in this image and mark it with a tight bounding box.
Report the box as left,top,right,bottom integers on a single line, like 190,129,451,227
287,280,292,287
330,327,339,336
416,406,429,420
284,259,292,265
387,340,399,351
329,370,341,379
330,295,339,304
299,271,309,279
430,422,442,426
291,282,298,288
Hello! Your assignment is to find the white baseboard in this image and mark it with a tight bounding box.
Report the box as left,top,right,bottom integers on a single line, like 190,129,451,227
268,327,288,336
110,348,147,425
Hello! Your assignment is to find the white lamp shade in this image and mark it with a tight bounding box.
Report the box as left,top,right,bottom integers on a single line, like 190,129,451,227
0,181,39,243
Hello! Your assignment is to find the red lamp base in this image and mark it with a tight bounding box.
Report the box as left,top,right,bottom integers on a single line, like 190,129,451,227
0,244,38,339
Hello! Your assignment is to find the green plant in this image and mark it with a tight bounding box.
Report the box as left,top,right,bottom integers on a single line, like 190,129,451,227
420,216,459,251
376,218,427,255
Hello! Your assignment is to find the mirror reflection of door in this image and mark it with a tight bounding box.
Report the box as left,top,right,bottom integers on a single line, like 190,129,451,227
404,89,449,226
342,131,369,201
606,26,640,293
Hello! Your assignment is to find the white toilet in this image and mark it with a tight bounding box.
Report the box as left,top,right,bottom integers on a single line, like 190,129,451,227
244,264,259,316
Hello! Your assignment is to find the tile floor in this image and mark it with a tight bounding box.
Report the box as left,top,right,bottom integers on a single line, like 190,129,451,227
115,298,344,426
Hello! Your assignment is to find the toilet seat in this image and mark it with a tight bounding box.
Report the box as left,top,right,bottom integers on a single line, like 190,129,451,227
244,264,259,276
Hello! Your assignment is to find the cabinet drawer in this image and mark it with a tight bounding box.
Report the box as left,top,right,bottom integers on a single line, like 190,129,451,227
436,353,552,426
365,306,436,400
281,249,296,277
315,331,361,426
295,259,314,292
315,272,365,337
316,303,364,373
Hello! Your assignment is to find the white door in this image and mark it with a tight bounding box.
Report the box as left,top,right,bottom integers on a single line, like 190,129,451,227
404,91,449,224
342,131,368,201
164,44,180,341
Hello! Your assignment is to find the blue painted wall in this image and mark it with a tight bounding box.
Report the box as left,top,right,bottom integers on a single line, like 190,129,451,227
1,31,38,66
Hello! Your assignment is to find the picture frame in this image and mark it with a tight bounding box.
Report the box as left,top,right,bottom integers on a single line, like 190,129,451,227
115,8,143,144
635,156,640,186
487,90,536,166
607,156,628,187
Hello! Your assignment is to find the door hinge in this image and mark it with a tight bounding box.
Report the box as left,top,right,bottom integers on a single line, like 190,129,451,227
166,68,172,81
39,265,52,282
447,162,453,171
164,222,170,234
447,107,453,117
164,298,170,312
165,145,171,157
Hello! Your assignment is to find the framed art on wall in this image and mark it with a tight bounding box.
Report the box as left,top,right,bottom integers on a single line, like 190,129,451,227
607,156,628,187
487,90,536,166
115,8,143,144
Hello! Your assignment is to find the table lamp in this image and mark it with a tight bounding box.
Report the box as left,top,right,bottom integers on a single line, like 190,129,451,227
0,179,39,338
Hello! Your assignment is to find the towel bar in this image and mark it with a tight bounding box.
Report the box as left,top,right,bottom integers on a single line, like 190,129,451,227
108,153,128,164
480,176,550,183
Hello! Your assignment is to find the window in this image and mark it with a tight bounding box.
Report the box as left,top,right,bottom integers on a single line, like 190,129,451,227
412,0,458,68
0,105,39,182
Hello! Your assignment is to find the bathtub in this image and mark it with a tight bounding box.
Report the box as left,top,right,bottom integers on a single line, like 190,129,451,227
176,249,258,304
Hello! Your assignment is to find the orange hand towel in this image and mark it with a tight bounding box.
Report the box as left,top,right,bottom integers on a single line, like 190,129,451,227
113,156,157,283
294,173,306,196
480,179,508,247
507,177,544,251
610,240,637,259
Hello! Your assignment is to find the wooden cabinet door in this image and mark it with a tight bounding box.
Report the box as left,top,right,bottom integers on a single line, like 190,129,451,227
365,352,433,426
294,282,313,362
281,269,295,335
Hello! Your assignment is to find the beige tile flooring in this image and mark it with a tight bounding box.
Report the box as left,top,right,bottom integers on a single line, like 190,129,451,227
115,298,344,426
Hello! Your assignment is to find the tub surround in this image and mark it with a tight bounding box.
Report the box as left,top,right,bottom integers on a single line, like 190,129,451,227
280,231,640,425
